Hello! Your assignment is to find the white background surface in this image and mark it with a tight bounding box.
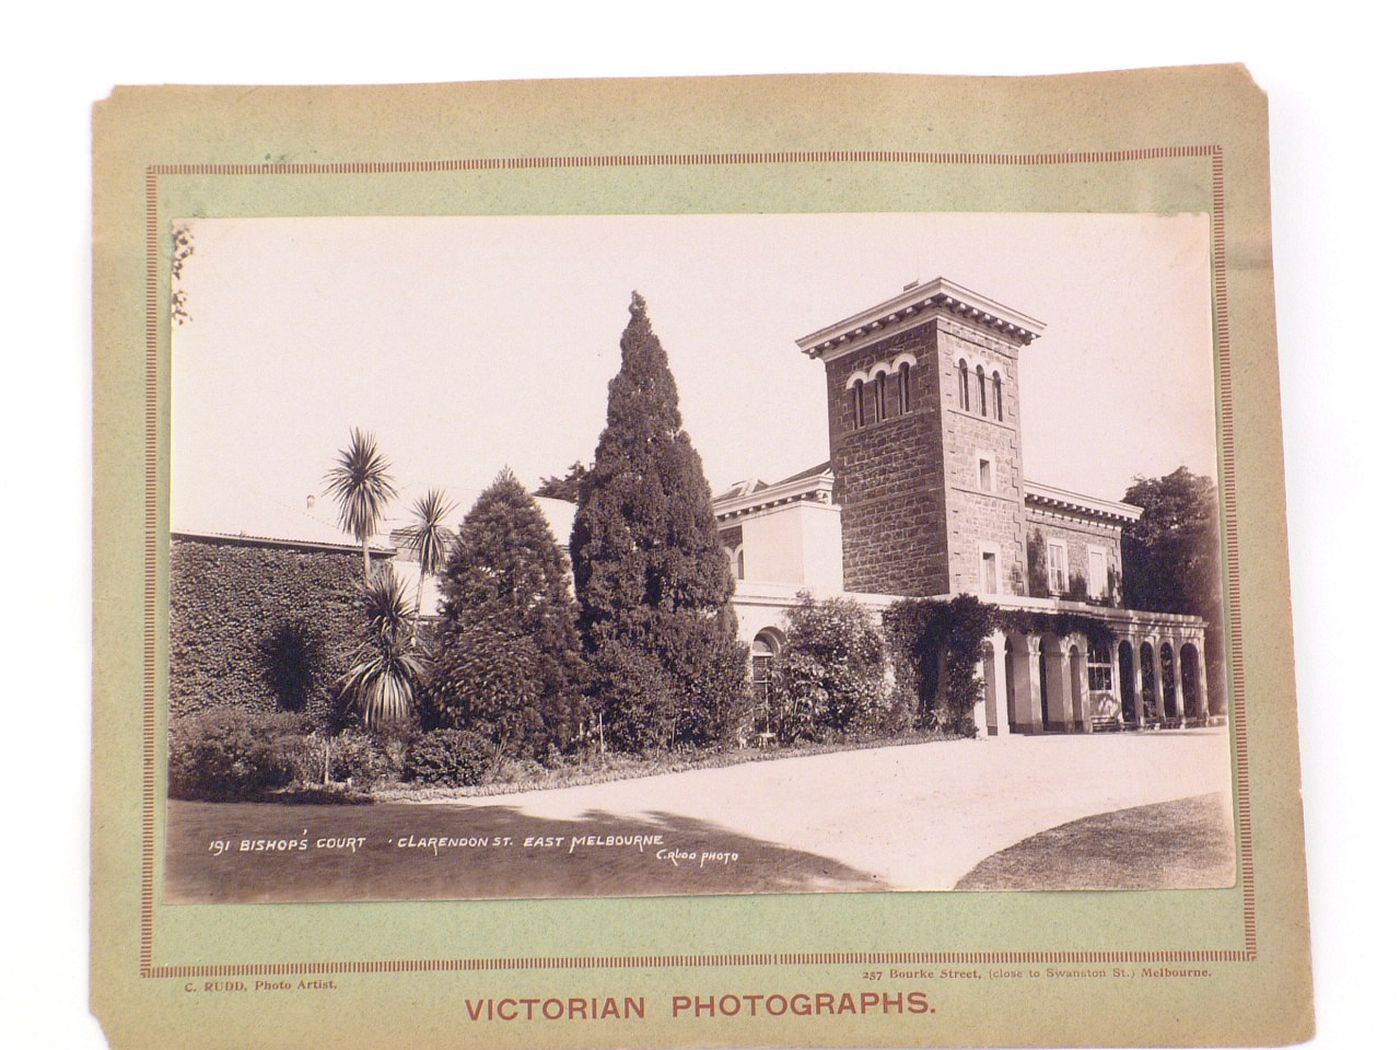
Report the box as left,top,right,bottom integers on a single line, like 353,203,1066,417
4,3,1393,1047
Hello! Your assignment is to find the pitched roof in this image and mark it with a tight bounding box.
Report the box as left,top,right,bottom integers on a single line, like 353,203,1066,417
772,460,832,486
713,462,832,504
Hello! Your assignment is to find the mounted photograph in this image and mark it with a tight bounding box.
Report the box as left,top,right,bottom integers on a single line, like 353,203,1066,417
162,211,1234,904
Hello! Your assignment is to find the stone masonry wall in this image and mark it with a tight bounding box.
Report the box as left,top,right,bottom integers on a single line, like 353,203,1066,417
1025,509,1125,605
824,322,948,595
935,318,1029,596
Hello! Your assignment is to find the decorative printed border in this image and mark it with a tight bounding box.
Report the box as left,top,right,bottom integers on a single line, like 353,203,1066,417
139,146,1251,978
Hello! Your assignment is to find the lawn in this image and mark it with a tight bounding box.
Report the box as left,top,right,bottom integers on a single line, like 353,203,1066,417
953,791,1236,891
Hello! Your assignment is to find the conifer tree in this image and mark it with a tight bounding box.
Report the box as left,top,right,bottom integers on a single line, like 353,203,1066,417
430,470,585,755
570,292,750,750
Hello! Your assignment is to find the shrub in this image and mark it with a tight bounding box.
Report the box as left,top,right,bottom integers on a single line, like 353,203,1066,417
769,595,886,743
1025,529,1050,598
490,755,547,785
404,729,499,786
854,696,914,737
541,742,568,770
374,726,418,781
168,708,316,801
327,731,402,786
257,618,327,713
432,471,586,755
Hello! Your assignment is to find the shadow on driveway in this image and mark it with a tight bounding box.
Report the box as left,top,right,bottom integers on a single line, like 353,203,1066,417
165,800,884,904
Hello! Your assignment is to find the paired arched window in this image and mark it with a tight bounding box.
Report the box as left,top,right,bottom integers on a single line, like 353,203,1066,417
957,359,970,410
849,357,917,429
976,365,987,416
992,371,1003,421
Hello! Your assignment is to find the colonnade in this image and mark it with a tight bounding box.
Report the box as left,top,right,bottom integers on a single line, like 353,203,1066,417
977,626,1211,737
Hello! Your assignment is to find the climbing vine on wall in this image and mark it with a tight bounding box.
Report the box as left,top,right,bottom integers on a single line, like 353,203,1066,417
884,596,1119,734
169,538,367,724
993,607,1117,649
883,595,995,735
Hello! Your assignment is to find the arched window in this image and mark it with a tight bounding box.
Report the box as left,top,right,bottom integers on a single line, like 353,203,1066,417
874,372,887,422
1140,641,1158,720
976,365,987,416
957,360,970,410
993,371,1003,421
729,544,745,581
852,379,866,428
751,632,782,737
898,361,911,414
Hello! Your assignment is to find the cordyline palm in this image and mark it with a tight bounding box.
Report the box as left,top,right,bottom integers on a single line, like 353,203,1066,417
324,428,398,581
404,488,457,646
339,568,424,731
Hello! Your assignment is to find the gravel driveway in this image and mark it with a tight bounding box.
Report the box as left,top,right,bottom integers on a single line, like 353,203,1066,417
436,727,1234,890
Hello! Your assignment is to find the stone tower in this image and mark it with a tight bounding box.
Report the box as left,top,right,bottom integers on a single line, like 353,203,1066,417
796,278,1045,597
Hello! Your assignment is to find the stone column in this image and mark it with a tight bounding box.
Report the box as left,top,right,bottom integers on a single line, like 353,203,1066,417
1070,642,1093,733
1043,642,1073,733
1196,641,1210,721
984,631,1011,737
973,648,989,739
1011,635,1043,734
1114,641,1125,733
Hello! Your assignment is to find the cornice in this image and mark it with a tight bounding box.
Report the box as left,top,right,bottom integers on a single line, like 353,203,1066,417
713,470,837,522
797,277,1046,362
1024,480,1143,523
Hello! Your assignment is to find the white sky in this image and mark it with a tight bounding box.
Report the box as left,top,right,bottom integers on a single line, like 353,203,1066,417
171,212,1215,526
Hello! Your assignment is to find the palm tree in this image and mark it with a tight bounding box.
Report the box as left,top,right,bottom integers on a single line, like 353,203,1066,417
338,568,424,731
403,488,457,645
323,428,398,581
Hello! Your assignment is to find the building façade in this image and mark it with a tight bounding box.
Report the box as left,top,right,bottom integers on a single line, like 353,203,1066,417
717,277,1213,737
169,277,1213,738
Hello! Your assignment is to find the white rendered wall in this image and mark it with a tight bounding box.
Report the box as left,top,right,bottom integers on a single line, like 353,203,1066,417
738,502,843,590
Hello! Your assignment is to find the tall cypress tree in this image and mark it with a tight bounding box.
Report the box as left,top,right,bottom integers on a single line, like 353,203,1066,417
571,292,750,750
431,469,586,755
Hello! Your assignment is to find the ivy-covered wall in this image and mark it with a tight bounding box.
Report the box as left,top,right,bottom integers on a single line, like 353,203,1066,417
169,536,380,726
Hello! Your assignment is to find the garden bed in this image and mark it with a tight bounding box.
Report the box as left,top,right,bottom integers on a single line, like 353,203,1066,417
372,727,966,803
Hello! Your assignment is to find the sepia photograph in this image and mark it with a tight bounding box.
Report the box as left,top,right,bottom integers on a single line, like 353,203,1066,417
162,211,1234,905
